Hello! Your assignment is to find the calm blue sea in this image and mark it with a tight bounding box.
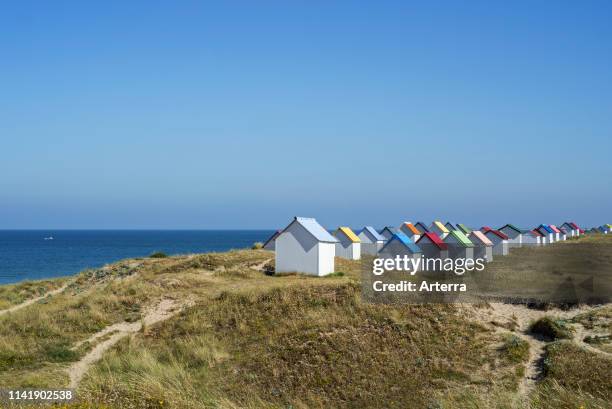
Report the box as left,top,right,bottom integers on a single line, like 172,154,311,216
0,230,273,285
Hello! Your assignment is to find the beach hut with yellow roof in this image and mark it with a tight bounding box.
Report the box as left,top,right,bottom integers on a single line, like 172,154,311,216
333,227,361,260
429,220,450,238
399,222,421,242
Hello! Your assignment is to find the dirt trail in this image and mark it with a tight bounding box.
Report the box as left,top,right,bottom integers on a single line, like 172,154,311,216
67,298,190,388
466,302,602,401
0,284,69,317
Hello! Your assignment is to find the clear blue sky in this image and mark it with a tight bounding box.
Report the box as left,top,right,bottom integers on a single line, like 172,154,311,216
1,1,610,229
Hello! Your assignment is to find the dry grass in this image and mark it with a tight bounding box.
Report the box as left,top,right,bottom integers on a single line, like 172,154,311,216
0,236,610,408
0,278,67,310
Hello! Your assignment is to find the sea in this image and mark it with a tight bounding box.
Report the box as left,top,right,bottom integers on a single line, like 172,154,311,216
0,230,274,285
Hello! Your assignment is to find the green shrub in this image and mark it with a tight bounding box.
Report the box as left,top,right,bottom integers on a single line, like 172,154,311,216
252,242,264,250
529,317,572,340
149,252,168,258
499,334,529,363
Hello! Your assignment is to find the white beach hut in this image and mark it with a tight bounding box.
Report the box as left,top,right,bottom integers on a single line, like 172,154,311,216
469,230,494,262
522,230,542,246
358,226,386,256
275,217,338,276
262,230,281,251
499,224,525,248
481,227,509,256
333,227,361,260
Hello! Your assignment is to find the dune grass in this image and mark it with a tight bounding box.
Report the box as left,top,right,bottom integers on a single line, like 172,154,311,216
0,278,67,310
0,237,610,408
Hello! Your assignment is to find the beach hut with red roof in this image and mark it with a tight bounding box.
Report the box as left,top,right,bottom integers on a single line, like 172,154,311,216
469,230,494,262
415,232,449,268
481,227,509,256
561,222,580,238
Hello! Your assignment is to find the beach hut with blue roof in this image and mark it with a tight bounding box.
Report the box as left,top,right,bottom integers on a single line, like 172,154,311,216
536,224,555,244
358,226,386,256
275,217,339,276
444,222,457,232
378,233,423,271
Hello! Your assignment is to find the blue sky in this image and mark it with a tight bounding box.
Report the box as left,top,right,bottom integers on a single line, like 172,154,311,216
1,1,611,229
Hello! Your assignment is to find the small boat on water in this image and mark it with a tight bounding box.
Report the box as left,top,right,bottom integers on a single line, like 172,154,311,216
44,236,54,240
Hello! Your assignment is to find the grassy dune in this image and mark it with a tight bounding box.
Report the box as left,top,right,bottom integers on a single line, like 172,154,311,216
0,237,610,408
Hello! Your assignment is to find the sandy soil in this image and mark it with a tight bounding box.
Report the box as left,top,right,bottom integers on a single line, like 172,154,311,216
67,298,191,388
465,302,607,402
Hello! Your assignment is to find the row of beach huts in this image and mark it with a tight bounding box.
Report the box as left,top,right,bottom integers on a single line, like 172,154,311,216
262,218,611,276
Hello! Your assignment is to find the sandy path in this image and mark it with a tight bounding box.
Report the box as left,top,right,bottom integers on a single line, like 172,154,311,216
465,302,603,401
67,298,190,388
0,284,69,317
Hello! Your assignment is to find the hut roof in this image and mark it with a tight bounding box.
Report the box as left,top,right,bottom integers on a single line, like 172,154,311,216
416,232,448,250
336,227,361,243
285,217,338,243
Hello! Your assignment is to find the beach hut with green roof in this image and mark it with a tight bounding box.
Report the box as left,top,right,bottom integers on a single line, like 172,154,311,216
443,230,475,261
333,227,361,260
457,224,472,234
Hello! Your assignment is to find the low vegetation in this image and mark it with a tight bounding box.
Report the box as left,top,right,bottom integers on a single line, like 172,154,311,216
0,235,610,408
0,278,67,310
529,317,573,341
531,341,612,408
